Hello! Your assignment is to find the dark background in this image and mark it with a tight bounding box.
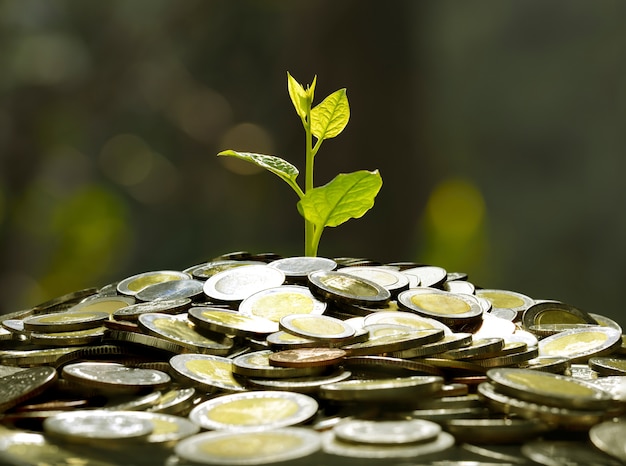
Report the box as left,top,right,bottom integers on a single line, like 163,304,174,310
1,0,625,328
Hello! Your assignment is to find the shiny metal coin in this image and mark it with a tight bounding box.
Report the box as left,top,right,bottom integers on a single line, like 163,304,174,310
588,376,626,403
339,266,410,297
232,349,326,378
169,354,246,393
185,260,266,280
363,310,453,334
43,409,154,444
443,279,476,295
333,418,441,445
538,326,622,362
478,382,614,430
148,386,198,415
588,357,626,376
279,314,355,341
238,285,326,322
439,338,504,360
175,428,321,465
342,355,445,377
444,418,553,444
0,431,117,466
268,256,337,282
321,429,454,459
522,301,597,331
135,278,204,302
269,347,346,368
128,411,200,445
29,326,106,347
589,419,626,463
401,265,447,288
246,369,351,394
307,270,391,306
0,366,57,413
138,313,234,355
188,390,318,432
188,307,278,339
397,288,483,325
486,367,615,410
203,264,285,302
392,332,473,358
62,361,171,394
343,325,444,356
117,270,190,296
113,298,191,321
476,288,534,318
22,310,109,333
319,375,444,402
521,439,623,466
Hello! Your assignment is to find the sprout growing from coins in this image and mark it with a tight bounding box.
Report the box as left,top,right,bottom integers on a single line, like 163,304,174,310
218,73,383,257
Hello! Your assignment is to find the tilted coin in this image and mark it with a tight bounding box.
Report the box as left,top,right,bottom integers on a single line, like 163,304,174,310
148,386,198,414
528,323,598,338
29,326,107,347
268,347,347,368
62,361,171,394
128,411,200,444
267,255,337,282
113,298,191,321
439,337,505,360
588,357,626,376
589,419,626,463
238,285,326,322
342,325,444,356
185,260,266,280
474,347,539,369
188,307,278,339
138,312,234,355
477,382,614,430
362,310,453,334
0,366,57,413
443,279,476,295
339,266,410,297
43,410,154,444
397,288,483,326
279,314,355,342
22,310,109,333
169,354,246,393
342,355,445,377
486,367,615,410
589,312,623,332
475,288,534,317
188,390,318,431
333,418,441,445
135,278,205,302
392,332,473,359
443,418,553,444
232,350,326,379
117,270,190,296
68,294,136,313
246,369,351,394
175,427,322,465
472,313,517,340
319,375,444,402
522,301,598,331
105,329,189,353
321,429,455,459
0,431,117,466
307,270,391,306
203,264,285,302
0,347,76,366
521,439,624,466
538,326,622,362
401,265,447,288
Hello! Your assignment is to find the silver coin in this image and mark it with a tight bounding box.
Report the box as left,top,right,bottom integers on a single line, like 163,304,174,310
333,418,441,445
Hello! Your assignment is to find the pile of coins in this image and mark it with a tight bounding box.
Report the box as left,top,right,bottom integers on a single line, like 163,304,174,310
1,251,625,465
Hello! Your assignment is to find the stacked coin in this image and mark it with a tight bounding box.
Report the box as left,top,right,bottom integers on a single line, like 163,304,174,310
0,251,624,465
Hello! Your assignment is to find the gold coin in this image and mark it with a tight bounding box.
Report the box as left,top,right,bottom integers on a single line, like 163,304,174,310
538,326,622,362
269,347,346,368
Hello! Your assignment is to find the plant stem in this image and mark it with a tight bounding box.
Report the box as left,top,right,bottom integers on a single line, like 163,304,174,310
304,106,315,256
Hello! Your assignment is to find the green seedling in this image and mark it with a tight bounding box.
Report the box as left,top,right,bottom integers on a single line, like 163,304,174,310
218,73,382,257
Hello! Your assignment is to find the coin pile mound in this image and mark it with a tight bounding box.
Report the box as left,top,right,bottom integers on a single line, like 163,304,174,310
1,252,626,465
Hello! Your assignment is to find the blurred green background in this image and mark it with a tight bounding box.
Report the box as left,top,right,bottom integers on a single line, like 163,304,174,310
1,0,625,327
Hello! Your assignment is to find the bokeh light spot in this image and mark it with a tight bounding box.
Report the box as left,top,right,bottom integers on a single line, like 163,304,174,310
218,123,275,175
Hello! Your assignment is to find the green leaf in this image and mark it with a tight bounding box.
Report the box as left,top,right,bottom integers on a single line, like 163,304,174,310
218,150,304,198
311,88,349,141
287,72,316,120
297,170,382,228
